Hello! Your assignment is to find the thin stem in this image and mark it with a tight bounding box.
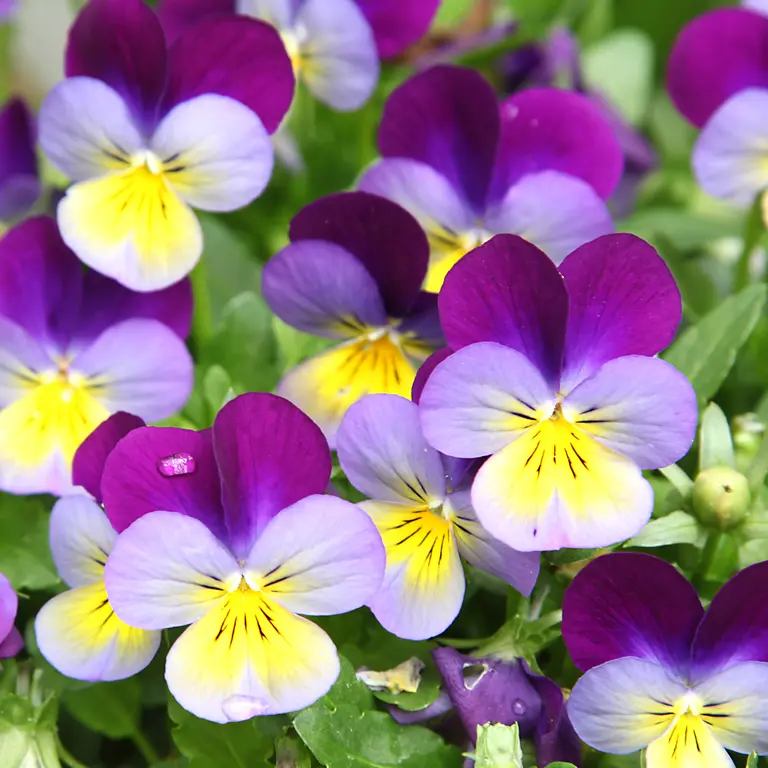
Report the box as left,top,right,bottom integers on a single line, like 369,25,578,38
734,194,764,292
131,730,161,766
190,258,214,351
57,738,90,768
748,426,768,491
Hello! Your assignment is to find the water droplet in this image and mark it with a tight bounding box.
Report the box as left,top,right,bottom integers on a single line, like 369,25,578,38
222,695,271,721
512,698,527,716
157,452,196,477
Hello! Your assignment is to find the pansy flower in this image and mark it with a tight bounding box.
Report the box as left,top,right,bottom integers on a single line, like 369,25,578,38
158,0,440,111
36,412,162,682
263,191,442,444
0,98,40,221
358,65,623,292
0,217,192,495
668,4,768,224
336,393,539,640
419,233,697,551
102,393,385,722
0,572,23,660
39,0,294,291
565,553,768,766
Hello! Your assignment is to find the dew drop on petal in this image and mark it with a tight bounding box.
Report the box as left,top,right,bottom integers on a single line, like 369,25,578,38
157,453,196,477
222,695,271,721
512,698,527,716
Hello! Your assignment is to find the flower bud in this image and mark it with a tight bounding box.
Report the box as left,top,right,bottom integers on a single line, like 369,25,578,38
692,466,751,530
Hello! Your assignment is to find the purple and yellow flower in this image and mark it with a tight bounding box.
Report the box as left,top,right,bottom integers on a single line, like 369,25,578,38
419,233,698,551
102,393,385,722
0,572,23,660
668,5,768,223
38,0,294,292
0,98,40,221
358,64,623,292
158,0,440,111
565,553,768,765
36,412,162,682
0,216,193,495
263,191,442,444
336,393,539,640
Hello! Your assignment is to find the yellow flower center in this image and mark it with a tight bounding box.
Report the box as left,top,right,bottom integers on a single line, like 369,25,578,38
425,226,491,293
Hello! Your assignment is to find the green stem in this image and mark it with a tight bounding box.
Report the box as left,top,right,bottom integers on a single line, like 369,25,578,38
734,195,764,292
748,426,768,491
57,738,90,768
131,730,161,766
190,258,214,351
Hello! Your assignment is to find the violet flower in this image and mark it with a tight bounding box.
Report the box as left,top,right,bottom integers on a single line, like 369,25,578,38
336,394,539,640
565,553,768,765
36,412,162,682
0,217,192,496
262,191,443,444
419,233,698,551
359,64,623,291
668,5,768,223
0,98,40,221
38,0,294,292
102,393,385,722
0,572,23,660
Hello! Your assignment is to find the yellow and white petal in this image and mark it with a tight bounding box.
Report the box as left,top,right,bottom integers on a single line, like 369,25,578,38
35,581,161,682
646,715,735,768
166,589,340,723
57,170,203,292
362,501,465,641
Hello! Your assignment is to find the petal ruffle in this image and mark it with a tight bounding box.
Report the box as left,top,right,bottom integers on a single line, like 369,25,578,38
336,394,446,504
213,393,332,559
562,552,704,674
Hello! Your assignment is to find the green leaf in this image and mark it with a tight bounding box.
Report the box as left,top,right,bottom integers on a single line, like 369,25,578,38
368,659,442,713
169,698,283,768
664,284,768,404
625,510,705,549
202,364,233,418
0,494,58,591
699,403,736,471
747,752,759,768
63,679,142,740
474,722,523,768
276,734,312,768
294,659,461,768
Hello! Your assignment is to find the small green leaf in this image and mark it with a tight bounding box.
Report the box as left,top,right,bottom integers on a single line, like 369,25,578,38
747,752,759,768
369,660,442,713
664,284,767,404
699,403,735,471
63,679,142,740
474,722,523,768
202,364,233,418
276,734,312,768
625,511,705,548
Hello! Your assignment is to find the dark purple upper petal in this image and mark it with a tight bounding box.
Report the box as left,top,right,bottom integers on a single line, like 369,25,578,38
162,15,294,134
377,65,500,212
558,234,682,392
101,426,227,542
411,347,453,403
490,88,623,204
562,553,704,675
397,291,444,349
72,412,146,504
438,235,568,387
212,393,332,560
65,0,168,132
289,191,429,318
691,561,768,677
355,0,440,58
157,0,235,44
668,8,768,128
0,98,39,220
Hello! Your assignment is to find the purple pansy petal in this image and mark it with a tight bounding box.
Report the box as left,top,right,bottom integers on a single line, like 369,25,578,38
0,627,23,659
411,347,452,404
289,191,429,318
291,0,379,112
157,0,235,43
65,0,167,131
438,235,567,387
72,319,193,422
245,494,385,615
559,233,682,392
49,496,117,589
746,0,768,15
490,88,623,203
692,89,768,206
483,171,613,266
71,412,145,503
0,98,39,220
237,0,298,29
567,657,687,753
0,572,17,647
388,692,454,724
356,0,440,58
667,8,768,128
563,356,697,470
262,241,387,339
337,394,447,504
101,426,226,539
419,342,555,459
39,77,143,183
378,65,499,212
163,16,294,135
562,552,704,673
692,561,768,674
35,584,161,682
213,393,332,560
105,511,240,630
449,489,540,597
0,317,53,406
397,292,444,348
150,93,273,212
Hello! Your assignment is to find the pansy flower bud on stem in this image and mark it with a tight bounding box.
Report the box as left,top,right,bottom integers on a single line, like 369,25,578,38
692,466,751,531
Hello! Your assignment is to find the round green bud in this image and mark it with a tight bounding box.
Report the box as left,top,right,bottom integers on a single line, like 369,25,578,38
692,466,751,531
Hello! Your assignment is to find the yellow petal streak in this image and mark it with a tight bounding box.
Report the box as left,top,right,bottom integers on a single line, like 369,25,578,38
646,713,734,768
424,227,488,293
